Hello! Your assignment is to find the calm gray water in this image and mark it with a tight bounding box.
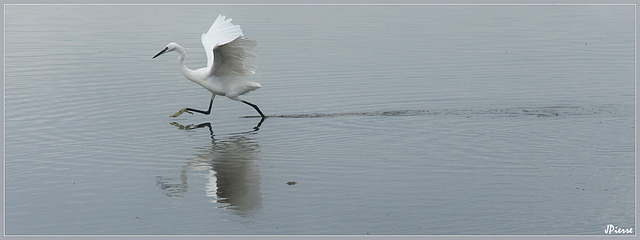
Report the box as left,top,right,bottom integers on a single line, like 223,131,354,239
4,5,635,235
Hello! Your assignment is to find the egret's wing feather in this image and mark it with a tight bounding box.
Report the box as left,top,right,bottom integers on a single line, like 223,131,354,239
201,15,243,71
213,37,258,76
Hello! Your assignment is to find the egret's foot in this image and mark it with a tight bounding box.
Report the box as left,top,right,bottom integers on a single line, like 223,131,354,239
170,108,193,117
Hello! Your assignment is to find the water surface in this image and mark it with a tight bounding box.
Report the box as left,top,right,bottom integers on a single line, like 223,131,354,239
4,5,635,235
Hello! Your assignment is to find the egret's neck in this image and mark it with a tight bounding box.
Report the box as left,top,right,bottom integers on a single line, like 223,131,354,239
174,45,197,81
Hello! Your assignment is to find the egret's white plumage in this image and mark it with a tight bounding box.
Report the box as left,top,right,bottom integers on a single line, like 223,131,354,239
153,15,264,119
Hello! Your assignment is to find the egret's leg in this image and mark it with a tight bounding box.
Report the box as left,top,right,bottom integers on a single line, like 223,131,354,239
253,116,265,130
241,100,266,118
171,97,215,117
186,98,214,115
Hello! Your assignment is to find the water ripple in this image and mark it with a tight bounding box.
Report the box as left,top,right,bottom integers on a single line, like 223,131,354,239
260,105,616,119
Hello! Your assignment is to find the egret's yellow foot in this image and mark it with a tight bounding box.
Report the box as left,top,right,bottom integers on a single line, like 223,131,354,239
170,108,193,117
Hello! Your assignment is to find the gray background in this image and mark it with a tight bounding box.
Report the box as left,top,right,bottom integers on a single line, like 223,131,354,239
2,3,637,239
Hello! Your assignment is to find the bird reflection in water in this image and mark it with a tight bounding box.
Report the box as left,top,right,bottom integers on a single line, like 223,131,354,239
156,122,262,215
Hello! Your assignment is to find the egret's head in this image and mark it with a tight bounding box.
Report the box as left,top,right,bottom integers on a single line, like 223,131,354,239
152,42,180,59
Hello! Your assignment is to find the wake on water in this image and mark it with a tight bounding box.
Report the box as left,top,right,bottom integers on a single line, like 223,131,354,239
245,105,618,119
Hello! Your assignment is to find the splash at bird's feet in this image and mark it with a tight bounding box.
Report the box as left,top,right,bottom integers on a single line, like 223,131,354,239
170,108,193,117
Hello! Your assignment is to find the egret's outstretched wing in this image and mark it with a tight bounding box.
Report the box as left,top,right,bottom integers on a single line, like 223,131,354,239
201,15,243,71
213,37,257,76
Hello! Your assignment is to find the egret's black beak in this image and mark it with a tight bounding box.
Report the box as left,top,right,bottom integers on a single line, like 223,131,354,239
152,47,169,59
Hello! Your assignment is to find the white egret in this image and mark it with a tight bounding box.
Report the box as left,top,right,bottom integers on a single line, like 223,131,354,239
153,15,265,119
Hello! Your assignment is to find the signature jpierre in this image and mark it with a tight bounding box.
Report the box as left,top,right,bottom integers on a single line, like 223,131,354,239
604,224,633,234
